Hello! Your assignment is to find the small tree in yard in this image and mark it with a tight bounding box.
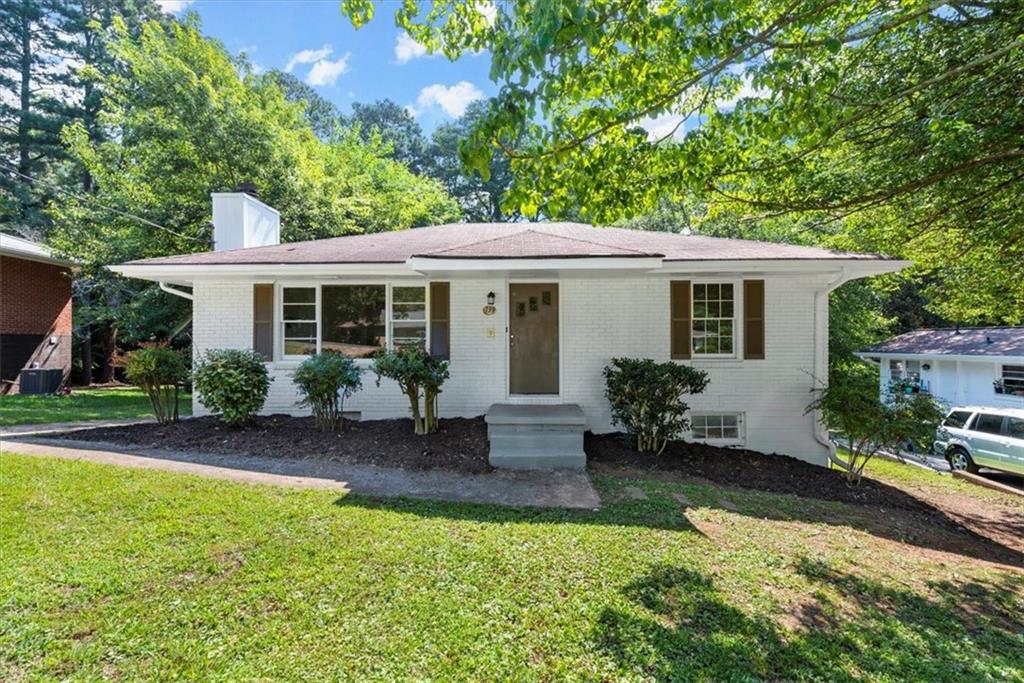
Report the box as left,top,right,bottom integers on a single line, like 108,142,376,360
124,347,188,424
192,349,271,427
807,370,944,485
373,348,450,435
603,358,710,454
293,353,363,431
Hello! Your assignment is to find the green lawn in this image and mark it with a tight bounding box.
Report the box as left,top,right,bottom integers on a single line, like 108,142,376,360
2,452,1021,681
0,387,191,426
863,453,1024,504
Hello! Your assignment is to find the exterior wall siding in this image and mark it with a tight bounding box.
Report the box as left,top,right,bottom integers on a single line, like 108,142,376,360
879,357,1024,410
189,273,831,464
0,255,73,390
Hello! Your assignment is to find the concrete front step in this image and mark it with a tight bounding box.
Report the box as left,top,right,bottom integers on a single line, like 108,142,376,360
485,403,587,470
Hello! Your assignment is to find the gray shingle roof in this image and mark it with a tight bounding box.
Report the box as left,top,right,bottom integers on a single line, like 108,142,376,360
864,327,1024,358
121,222,891,266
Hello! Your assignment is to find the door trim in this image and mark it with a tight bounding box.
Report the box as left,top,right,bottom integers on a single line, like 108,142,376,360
505,279,563,400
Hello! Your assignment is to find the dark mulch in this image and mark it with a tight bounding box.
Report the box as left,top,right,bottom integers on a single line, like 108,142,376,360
586,432,941,514
57,415,492,474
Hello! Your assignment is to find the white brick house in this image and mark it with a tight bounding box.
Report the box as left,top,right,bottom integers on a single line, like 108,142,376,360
111,190,906,467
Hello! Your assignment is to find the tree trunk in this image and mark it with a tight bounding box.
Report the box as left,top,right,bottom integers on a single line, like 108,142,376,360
17,9,32,179
80,323,93,386
97,321,118,384
407,386,424,435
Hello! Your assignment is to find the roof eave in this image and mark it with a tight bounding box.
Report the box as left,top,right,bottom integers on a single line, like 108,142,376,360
855,350,1024,363
405,255,665,273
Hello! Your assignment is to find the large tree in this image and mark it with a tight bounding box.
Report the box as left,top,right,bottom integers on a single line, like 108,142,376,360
343,0,1024,323
260,69,341,140
0,0,163,236
427,99,517,221
343,99,430,173
46,17,458,378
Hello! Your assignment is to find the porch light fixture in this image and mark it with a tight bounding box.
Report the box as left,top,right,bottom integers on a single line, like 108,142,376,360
487,291,495,305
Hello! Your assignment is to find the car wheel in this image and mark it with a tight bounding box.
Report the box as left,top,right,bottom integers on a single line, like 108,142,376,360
947,447,978,474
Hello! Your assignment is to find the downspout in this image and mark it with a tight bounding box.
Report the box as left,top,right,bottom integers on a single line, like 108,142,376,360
159,282,193,300
812,268,847,466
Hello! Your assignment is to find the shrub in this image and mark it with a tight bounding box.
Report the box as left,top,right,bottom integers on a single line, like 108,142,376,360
372,348,449,434
124,347,188,424
806,372,944,484
603,358,710,454
192,349,271,426
293,353,363,431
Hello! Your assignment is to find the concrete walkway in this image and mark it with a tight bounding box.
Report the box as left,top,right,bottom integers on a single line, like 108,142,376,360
1,437,602,510
0,417,157,437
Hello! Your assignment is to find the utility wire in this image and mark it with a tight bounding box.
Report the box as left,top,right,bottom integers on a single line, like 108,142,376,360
0,162,207,243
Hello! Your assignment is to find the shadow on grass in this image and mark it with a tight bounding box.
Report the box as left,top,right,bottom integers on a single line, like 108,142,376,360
334,489,706,534
336,475,1023,567
593,561,1024,681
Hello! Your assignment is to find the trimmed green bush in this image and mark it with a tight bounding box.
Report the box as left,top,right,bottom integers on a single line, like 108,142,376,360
293,353,363,431
807,372,945,484
603,357,710,454
373,348,449,435
192,349,271,426
124,347,188,424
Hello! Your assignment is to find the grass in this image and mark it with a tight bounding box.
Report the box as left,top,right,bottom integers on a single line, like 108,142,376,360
2,452,1021,681
862,453,1024,505
0,387,191,426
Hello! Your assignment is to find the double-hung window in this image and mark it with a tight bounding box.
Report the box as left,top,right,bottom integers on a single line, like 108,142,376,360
281,287,317,357
692,283,735,356
391,286,427,350
279,284,428,360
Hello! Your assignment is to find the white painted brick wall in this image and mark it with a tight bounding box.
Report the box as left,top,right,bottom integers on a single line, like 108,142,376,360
189,274,830,464
191,282,253,417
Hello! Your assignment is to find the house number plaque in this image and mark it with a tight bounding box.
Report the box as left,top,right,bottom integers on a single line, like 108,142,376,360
482,304,496,316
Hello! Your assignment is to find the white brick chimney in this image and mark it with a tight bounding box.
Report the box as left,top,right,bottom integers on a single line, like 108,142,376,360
211,183,280,251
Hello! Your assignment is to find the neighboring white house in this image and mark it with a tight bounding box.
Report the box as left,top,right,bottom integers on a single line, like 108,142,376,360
110,189,906,467
857,327,1024,409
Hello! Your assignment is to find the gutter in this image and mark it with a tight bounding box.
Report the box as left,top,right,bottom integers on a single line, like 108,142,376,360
159,281,193,300
812,268,848,464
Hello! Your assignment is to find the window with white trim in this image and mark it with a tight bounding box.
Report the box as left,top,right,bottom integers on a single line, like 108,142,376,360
279,284,428,359
999,364,1024,395
691,413,743,441
281,287,317,357
391,286,427,350
692,283,735,355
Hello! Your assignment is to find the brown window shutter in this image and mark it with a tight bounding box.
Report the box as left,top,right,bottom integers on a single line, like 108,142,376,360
429,282,450,360
253,284,274,360
743,279,765,360
670,280,691,360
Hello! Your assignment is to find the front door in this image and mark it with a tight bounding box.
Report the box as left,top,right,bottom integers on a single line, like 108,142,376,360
509,283,559,395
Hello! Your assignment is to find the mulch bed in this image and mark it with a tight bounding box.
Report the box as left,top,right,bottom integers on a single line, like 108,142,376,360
59,414,940,514
586,432,940,514
57,415,493,474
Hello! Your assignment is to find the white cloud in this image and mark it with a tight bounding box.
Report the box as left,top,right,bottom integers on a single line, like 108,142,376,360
410,81,484,118
638,114,686,142
394,32,428,63
284,44,333,73
305,53,351,87
155,0,194,13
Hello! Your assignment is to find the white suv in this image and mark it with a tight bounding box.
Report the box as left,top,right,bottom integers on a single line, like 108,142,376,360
933,406,1024,475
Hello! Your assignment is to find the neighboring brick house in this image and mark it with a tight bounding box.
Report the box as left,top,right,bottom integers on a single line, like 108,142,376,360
0,234,75,393
110,190,908,470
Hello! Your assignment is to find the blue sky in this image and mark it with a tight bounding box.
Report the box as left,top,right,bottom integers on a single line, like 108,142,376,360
158,1,497,133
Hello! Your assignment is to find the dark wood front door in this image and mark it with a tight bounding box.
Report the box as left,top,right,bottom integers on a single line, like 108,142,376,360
509,283,559,395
